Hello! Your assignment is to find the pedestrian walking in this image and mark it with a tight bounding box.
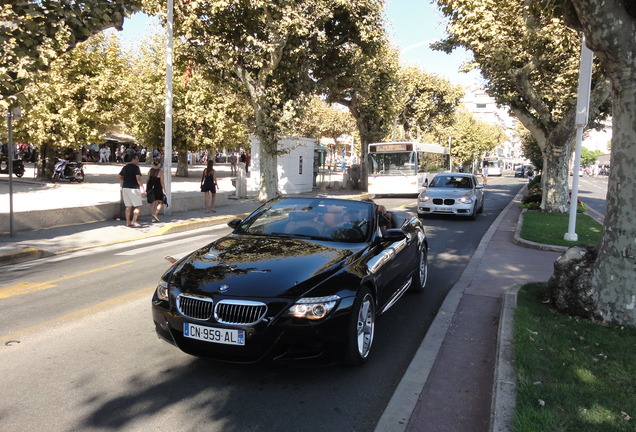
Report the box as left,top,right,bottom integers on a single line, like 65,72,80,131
200,160,218,213
118,153,146,227
482,161,489,185
147,158,166,222
230,152,238,175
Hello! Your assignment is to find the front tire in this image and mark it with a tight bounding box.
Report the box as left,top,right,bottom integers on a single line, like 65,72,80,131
344,287,375,366
52,172,60,183
410,246,428,292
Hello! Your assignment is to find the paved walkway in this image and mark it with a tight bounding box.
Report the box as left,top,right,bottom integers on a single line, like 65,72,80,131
1,169,567,432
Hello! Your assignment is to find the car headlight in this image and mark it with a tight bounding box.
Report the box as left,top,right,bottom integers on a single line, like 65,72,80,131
156,279,169,301
458,196,473,204
285,295,340,320
419,194,430,202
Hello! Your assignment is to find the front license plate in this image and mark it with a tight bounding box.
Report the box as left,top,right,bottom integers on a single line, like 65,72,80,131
434,207,452,212
184,323,245,346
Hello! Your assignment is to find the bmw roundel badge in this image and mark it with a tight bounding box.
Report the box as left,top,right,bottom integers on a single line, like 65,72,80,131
219,285,229,292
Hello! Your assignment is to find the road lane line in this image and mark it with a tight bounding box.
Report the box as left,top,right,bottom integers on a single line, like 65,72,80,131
0,287,151,344
0,260,135,299
115,234,213,256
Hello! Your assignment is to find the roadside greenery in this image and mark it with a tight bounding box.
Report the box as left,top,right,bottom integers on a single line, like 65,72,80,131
513,283,636,432
520,211,602,247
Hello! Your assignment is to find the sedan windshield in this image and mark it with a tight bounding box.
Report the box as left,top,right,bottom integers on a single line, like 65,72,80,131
235,198,374,243
429,175,474,189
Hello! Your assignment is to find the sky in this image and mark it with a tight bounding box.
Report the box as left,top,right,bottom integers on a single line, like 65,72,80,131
117,0,482,86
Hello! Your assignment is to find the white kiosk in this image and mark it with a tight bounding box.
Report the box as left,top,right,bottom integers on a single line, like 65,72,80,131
248,135,316,195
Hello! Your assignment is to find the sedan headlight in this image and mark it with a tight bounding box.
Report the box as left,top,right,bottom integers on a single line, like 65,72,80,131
458,195,474,204
419,194,430,202
156,279,169,301
286,295,340,320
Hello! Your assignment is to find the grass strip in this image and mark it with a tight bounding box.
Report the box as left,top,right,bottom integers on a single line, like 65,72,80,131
513,283,636,432
520,211,602,246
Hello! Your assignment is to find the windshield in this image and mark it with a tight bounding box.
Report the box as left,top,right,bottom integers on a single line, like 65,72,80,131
369,152,416,176
235,198,374,243
429,175,474,189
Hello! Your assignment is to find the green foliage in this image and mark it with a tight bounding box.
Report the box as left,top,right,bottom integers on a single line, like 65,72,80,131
291,97,357,146
580,147,603,167
519,202,541,211
127,34,252,157
142,0,386,199
514,283,636,432
394,67,464,141
14,32,133,175
0,0,142,109
520,210,602,246
433,0,611,213
442,107,506,166
519,126,544,171
528,174,542,189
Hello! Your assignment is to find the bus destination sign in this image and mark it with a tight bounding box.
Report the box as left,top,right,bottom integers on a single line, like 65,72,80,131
370,143,411,152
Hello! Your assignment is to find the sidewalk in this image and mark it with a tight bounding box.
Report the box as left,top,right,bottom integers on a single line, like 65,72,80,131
1,173,564,432
375,190,562,432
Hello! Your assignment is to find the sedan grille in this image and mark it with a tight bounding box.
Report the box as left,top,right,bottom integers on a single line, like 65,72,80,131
215,300,267,325
177,294,214,320
432,198,455,205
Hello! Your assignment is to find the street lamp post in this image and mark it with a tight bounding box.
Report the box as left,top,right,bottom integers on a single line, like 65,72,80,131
565,36,594,242
163,0,174,215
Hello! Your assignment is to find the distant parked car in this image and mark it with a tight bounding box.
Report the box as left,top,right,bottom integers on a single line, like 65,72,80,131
417,173,484,220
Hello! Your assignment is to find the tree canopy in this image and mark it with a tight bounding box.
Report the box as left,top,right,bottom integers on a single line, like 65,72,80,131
434,0,611,212
0,0,142,109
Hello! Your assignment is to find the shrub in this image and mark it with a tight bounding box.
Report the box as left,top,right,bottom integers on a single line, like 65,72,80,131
519,202,540,210
528,174,541,189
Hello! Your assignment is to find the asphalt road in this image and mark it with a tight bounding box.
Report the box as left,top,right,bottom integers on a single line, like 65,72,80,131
0,176,527,432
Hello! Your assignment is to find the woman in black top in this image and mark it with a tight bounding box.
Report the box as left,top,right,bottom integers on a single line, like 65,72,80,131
147,158,166,222
200,160,218,213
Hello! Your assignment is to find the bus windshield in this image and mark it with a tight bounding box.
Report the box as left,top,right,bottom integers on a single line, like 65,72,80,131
369,152,417,176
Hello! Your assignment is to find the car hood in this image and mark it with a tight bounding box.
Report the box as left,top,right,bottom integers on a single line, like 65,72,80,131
423,187,474,197
169,234,360,298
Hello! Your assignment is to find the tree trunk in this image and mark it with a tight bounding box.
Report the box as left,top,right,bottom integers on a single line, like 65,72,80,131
591,73,636,325
36,143,55,180
570,0,636,325
257,135,278,202
541,137,573,213
176,151,188,177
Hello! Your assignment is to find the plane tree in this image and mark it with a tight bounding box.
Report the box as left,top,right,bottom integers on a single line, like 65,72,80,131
0,0,142,109
434,0,611,213
548,0,636,325
143,0,386,201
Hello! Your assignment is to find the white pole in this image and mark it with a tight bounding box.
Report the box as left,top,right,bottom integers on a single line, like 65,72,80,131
565,35,593,241
448,136,452,171
163,0,174,215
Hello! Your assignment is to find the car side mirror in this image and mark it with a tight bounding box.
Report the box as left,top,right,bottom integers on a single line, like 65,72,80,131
475,185,484,189
227,218,242,229
382,228,406,241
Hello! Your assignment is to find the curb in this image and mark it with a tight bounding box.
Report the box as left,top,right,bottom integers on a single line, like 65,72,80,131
0,247,53,266
490,283,521,432
513,209,569,253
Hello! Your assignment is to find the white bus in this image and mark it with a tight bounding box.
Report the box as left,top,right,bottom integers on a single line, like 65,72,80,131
482,156,503,176
367,142,449,196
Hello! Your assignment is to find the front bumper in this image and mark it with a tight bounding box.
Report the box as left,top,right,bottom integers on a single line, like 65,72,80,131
417,201,474,216
152,297,354,364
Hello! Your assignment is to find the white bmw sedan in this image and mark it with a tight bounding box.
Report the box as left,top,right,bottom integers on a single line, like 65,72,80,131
417,173,485,220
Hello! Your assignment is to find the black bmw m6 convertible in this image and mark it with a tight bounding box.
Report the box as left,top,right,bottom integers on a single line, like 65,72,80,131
152,196,428,365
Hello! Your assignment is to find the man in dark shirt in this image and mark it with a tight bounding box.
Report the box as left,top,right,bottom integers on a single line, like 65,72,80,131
118,153,146,227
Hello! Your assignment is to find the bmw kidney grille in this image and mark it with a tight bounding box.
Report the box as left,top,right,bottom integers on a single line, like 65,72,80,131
177,295,267,325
